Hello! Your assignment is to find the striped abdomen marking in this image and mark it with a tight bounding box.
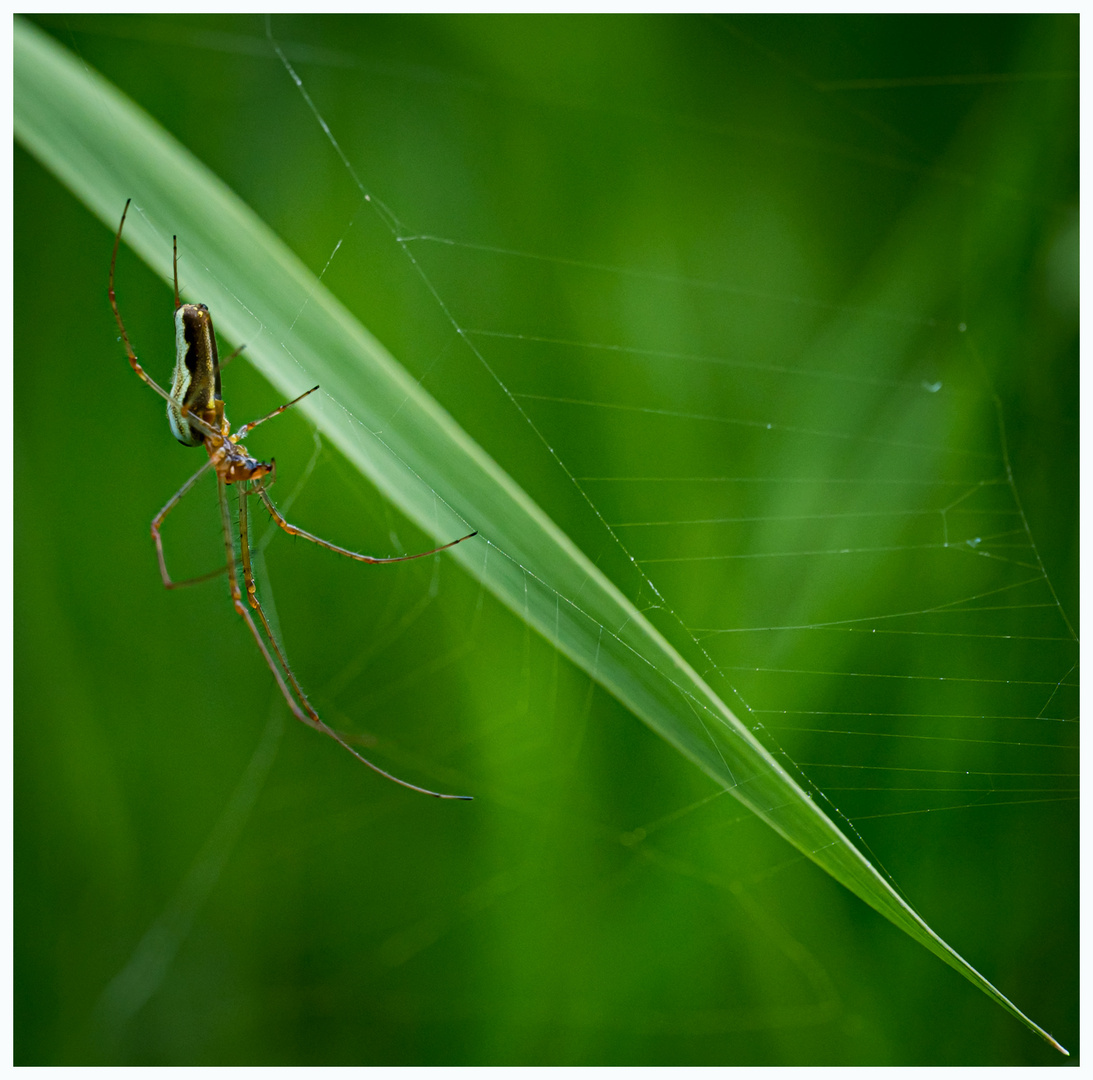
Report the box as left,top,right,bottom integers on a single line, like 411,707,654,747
168,303,223,445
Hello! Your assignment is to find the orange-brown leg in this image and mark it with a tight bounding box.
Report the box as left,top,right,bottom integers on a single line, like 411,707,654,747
256,486,476,564
234,386,321,440
109,200,175,407
150,457,229,589
214,473,319,733
233,481,470,799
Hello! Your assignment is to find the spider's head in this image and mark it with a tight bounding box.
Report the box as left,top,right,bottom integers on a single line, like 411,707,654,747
222,452,273,486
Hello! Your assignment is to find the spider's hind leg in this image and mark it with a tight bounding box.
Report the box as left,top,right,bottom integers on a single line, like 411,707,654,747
151,457,228,589
231,481,470,800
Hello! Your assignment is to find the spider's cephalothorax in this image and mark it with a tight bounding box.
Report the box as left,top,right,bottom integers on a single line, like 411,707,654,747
108,199,476,799
216,438,274,487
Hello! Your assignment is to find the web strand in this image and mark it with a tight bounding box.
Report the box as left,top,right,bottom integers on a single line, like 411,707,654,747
262,15,1077,880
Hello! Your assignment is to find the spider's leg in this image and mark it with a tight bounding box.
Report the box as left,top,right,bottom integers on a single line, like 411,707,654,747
256,486,476,564
109,200,175,406
217,342,246,371
216,474,322,731
151,456,228,589
233,482,471,800
110,205,238,447
172,233,180,309
236,482,318,719
234,385,320,439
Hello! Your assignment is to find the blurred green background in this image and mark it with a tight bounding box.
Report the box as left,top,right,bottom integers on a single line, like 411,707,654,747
15,14,1077,1065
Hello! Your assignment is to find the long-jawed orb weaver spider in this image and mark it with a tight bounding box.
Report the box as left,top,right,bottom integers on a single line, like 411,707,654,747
109,200,476,799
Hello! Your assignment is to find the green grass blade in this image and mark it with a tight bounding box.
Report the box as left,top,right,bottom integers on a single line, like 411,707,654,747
14,17,1066,1054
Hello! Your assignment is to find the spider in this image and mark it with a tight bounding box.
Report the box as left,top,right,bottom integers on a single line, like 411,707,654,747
109,200,476,799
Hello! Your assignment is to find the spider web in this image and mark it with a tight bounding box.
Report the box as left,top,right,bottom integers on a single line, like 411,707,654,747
259,17,1077,860
230,21,1077,1057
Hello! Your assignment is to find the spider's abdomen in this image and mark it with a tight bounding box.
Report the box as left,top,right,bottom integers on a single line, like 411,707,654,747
169,303,223,446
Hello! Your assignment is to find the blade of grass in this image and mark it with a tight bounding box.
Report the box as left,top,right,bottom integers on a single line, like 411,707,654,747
14,17,1066,1054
